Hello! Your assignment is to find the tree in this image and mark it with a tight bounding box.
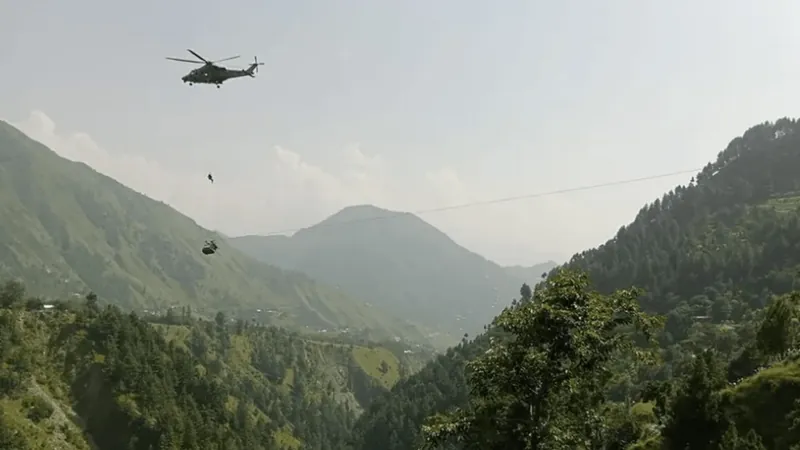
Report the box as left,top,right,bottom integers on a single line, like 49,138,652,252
661,350,728,450
519,283,532,302
85,291,99,313
756,293,798,359
235,319,245,335
738,430,767,450
718,424,739,450
640,380,674,425
420,269,663,450
0,280,25,309
215,311,226,329
786,399,800,450
719,426,767,450
165,307,177,324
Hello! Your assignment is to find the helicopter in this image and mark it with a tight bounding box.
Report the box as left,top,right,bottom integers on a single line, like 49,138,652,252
166,49,264,88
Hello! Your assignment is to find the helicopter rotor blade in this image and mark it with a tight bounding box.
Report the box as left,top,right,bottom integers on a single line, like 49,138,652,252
187,49,211,64
166,57,204,64
212,55,240,64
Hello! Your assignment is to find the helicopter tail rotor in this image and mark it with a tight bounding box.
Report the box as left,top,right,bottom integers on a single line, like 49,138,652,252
247,56,264,77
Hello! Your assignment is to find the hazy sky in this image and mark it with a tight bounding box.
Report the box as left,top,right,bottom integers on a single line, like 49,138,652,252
2,0,800,266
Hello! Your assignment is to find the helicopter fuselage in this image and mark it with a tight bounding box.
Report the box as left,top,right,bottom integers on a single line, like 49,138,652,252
181,65,251,86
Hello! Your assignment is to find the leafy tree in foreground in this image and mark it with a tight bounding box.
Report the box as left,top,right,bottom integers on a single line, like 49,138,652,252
420,269,663,450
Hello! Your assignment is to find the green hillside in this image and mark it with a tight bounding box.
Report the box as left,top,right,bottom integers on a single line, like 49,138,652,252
230,205,554,345
349,118,800,449
0,121,426,344
0,281,433,450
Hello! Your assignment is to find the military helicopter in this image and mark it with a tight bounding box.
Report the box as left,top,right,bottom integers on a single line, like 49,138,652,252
166,49,264,88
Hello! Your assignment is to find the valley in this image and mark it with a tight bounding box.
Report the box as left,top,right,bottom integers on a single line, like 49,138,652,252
230,207,557,345
0,284,434,449
3,117,800,449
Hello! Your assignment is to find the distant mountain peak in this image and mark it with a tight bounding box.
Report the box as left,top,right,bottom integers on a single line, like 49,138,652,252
339,204,391,214
321,204,407,224
231,203,554,342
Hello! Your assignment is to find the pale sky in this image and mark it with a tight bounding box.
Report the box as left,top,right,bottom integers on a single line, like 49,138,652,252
2,0,800,265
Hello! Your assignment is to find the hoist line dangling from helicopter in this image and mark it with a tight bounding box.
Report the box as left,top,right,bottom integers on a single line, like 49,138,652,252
167,48,263,254
201,173,218,255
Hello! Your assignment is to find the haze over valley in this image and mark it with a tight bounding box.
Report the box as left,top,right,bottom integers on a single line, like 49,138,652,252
4,1,800,449
5,112,800,449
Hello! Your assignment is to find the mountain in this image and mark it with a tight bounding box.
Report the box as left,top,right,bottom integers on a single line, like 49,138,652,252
0,121,426,344
230,205,553,345
503,261,558,283
0,282,434,449
349,117,800,449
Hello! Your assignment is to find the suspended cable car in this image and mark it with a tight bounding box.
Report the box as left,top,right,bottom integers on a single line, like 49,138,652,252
202,240,218,255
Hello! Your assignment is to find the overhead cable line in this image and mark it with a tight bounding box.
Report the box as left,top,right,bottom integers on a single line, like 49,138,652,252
259,167,703,236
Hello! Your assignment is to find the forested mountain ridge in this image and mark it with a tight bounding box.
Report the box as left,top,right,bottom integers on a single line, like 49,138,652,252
230,205,555,346
0,281,433,449
0,121,426,344
564,117,800,316
349,118,800,450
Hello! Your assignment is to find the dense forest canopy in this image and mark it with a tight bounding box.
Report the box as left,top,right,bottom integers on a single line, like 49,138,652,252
349,119,800,449
0,280,432,449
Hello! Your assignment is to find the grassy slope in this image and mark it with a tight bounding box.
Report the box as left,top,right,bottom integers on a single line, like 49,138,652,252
0,121,426,343
725,358,800,449
154,322,428,393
